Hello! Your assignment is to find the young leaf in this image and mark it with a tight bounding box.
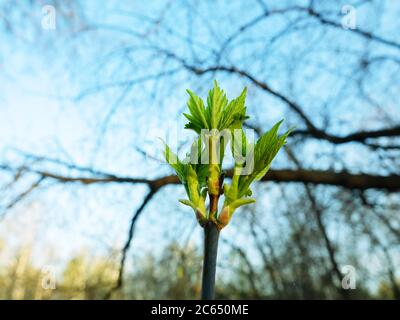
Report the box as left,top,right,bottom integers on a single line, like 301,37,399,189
184,89,209,133
253,122,292,181
220,87,248,129
234,121,291,198
171,82,292,231
162,141,187,184
206,80,228,129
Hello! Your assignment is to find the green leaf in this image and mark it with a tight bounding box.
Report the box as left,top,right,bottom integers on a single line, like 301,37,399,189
179,199,196,209
220,87,248,129
188,137,208,188
253,163,272,181
183,81,249,137
196,164,208,188
206,80,228,129
186,165,200,204
231,128,250,160
162,140,187,184
185,89,209,132
253,120,286,179
230,197,256,210
235,120,292,197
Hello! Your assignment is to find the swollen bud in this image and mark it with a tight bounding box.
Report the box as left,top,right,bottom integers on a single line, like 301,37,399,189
217,206,232,228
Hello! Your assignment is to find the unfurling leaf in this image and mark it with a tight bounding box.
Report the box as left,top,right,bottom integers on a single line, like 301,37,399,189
168,81,291,230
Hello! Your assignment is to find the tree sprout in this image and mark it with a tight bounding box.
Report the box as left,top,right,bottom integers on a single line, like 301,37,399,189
164,81,292,299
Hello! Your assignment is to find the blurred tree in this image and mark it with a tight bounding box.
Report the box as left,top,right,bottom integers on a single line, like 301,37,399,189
59,253,118,299
123,242,202,299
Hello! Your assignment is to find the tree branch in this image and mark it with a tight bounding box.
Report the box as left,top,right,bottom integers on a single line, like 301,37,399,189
307,8,400,51
2,164,399,191
105,188,157,298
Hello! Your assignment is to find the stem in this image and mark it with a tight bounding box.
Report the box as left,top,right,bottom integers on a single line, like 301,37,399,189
201,221,220,300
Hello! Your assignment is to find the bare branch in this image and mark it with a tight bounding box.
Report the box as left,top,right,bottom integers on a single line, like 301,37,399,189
105,188,157,298
1,176,45,219
307,8,400,51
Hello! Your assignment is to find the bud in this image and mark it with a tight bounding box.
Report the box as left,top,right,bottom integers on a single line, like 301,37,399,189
217,206,232,228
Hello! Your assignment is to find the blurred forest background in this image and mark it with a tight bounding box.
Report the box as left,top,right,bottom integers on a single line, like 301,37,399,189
0,0,399,299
